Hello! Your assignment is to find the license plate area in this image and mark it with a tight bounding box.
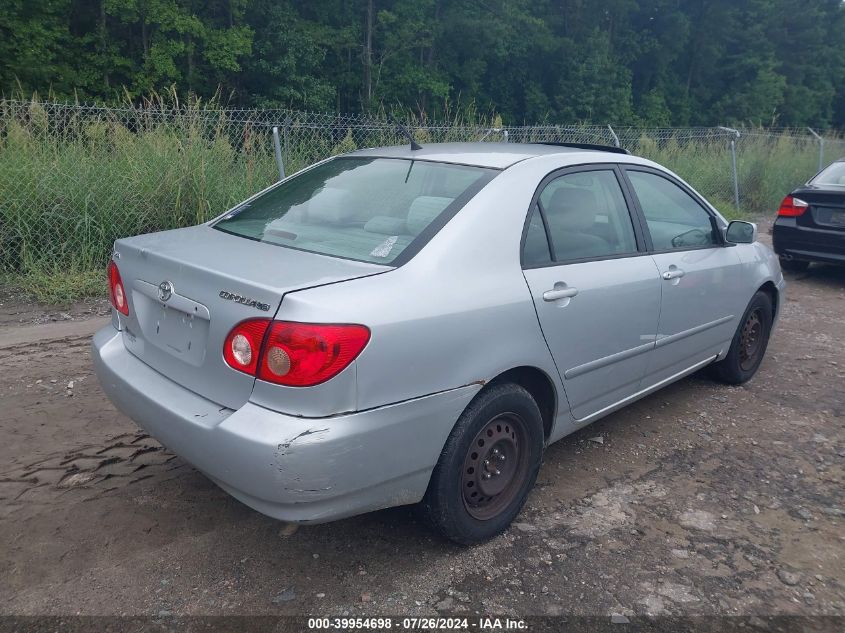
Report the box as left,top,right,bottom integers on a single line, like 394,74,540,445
152,305,208,358
813,206,845,229
131,284,210,366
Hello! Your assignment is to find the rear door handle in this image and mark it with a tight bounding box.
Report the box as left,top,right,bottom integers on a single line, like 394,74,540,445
543,287,579,301
661,269,685,280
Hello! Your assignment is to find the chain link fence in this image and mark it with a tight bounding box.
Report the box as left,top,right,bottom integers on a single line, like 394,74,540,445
1,99,843,277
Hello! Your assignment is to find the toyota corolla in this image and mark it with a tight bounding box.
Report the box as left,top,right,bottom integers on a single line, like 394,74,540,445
93,142,784,544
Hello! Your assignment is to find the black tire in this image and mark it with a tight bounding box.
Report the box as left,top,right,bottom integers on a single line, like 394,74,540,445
708,291,773,385
779,257,809,273
421,383,544,545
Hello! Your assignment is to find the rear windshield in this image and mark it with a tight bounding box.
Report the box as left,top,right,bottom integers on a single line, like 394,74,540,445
811,161,845,186
214,157,496,264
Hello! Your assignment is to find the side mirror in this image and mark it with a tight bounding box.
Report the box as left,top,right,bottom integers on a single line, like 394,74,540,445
725,220,757,244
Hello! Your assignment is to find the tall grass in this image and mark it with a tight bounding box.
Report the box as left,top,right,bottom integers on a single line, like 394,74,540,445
0,99,278,285
632,132,831,220
0,98,840,302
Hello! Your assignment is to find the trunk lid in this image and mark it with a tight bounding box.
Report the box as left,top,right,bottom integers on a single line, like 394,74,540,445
793,186,845,232
112,225,389,408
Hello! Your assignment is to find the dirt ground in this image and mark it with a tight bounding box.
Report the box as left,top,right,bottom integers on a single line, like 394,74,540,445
1,230,843,619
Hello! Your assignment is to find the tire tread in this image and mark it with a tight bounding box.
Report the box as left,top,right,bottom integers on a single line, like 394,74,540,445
421,383,543,545
709,291,773,385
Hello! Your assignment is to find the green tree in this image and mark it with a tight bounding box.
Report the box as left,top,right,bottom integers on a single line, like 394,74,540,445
0,0,80,95
240,0,335,109
2,0,844,128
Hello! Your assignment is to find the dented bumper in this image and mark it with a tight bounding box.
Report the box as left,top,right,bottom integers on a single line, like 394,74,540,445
92,326,480,523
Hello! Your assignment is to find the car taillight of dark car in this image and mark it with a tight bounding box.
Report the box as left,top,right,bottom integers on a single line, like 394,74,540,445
777,195,809,217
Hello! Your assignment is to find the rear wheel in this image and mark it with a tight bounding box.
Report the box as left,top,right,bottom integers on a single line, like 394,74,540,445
708,291,773,385
779,257,809,273
421,383,544,545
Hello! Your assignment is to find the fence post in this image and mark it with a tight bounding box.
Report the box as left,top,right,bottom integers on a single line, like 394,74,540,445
479,127,508,142
272,126,285,181
607,125,620,148
718,126,741,212
283,116,291,169
807,127,824,171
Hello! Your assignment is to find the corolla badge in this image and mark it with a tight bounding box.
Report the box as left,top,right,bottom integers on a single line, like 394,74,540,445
158,280,174,302
219,290,271,312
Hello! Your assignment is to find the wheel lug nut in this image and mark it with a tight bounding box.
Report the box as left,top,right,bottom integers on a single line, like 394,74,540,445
484,459,490,466
484,473,492,479
494,469,501,476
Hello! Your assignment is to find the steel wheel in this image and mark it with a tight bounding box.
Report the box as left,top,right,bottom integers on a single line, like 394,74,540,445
422,383,545,544
708,290,773,386
739,308,764,371
461,413,529,521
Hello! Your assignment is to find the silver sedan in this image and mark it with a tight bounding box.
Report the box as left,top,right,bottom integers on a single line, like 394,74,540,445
93,142,784,543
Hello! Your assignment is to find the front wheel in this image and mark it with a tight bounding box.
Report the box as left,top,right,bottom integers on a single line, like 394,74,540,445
421,383,544,545
708,291,773,385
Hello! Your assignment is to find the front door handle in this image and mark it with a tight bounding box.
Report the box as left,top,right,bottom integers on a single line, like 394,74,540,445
662,268,685,280
543,287,579,301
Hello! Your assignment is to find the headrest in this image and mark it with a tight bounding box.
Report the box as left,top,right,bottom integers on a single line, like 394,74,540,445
364,216,407,235
306,187,356,224
406,196,452,235
546,187,598,232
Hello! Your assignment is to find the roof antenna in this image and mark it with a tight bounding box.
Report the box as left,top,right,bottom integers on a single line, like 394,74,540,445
388,113,422,151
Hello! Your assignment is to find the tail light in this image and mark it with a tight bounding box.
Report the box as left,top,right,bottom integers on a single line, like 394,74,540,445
107,261,129,316
777,195,809,217
223,318,272,376
223,320,370,387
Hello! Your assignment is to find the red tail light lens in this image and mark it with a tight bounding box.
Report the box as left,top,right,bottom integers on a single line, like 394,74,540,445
107,261,129,316
258,321,370,387
777,195,808,217
222,320,369,386
223,318,271,376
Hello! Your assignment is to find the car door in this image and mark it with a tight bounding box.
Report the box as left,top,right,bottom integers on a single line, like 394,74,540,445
622,167,746,386
522,166,661,421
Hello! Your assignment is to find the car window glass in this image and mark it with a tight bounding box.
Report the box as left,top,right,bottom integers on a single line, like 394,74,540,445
522,204,552,266
214,157,495,264
538,170,637,262
627,170,717,250
811,161,845,186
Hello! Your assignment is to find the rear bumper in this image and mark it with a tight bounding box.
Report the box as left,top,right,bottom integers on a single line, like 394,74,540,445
92,326,480,523
773,218,845,264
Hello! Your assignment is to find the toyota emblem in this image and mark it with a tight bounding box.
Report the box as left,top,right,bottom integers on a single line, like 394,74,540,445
158,280,174,302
